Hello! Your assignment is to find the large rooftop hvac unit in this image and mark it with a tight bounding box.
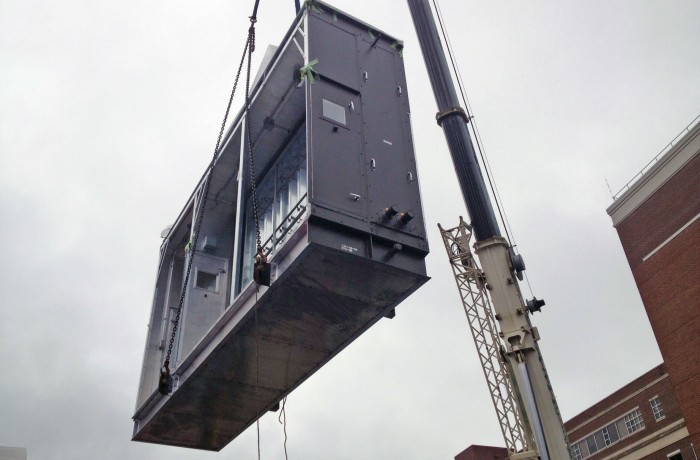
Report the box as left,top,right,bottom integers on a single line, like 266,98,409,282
133,1,429,451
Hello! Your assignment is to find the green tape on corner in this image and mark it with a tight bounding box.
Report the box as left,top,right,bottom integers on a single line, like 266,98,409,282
304,0,323,13
391,40,404,57
299,59,320,84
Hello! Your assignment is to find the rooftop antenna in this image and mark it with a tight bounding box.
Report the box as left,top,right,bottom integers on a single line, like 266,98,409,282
605,177,614,200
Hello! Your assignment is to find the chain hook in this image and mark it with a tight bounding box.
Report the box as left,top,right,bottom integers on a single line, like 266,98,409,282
253,247,271,286
158,361,172,395
248,20,256,52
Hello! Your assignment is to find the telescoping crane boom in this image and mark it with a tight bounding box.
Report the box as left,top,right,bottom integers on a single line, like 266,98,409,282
406,1,571,459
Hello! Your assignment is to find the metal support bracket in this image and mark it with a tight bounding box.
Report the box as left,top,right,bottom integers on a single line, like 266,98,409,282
435,105,469,126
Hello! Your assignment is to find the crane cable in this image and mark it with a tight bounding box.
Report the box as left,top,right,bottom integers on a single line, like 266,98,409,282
431,0,536,297
278,396,289,459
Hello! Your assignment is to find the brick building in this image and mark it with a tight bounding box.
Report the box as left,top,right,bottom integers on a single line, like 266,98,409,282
607,114,700,454
565,363,694,460
454,444,509,460
455,363,696,460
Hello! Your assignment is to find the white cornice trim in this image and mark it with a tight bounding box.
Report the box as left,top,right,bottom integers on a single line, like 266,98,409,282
607,122,700,227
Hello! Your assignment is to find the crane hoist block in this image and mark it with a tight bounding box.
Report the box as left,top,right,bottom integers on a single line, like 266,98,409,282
132,1,429,451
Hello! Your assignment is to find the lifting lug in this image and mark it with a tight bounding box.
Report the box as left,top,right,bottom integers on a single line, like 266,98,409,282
158,363,172,395
254,249,271,286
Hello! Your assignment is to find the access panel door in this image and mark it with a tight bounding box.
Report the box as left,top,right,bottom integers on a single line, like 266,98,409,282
309,82,366,219
177,253,229,362
359,43,425,241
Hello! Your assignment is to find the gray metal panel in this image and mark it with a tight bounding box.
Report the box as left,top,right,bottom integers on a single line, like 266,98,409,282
304,9,427,252
307,219,427,275
358,39,426,242
177,253,229,360
308,82,366,219
306,12,360,90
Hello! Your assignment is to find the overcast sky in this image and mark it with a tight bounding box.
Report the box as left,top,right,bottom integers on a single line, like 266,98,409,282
1,0,699,459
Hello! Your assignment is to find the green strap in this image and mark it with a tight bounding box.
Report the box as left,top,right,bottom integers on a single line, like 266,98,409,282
304,0,323,13
299,59,320,84
391,40,404,57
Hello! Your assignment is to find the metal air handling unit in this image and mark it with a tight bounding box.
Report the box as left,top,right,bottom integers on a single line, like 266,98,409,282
132,1,429,451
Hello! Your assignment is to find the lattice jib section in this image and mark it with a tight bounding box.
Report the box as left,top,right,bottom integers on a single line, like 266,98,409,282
438,219,528,454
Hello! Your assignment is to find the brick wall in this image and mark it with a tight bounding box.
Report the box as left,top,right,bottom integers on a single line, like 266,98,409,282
615,153,700,449
638,440,696,460
454,444,508,460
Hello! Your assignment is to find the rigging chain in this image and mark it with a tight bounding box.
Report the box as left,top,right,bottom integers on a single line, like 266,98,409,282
243,15,267,460
159,12,262,396
246,18,269,282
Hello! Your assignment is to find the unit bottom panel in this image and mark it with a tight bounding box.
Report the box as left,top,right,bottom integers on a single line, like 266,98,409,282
132,243,428,451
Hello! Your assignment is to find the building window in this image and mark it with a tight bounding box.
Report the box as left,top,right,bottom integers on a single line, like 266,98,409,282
605,422,620,444
571,443,582,460
667,450,683,460
586,435,598,454
650,396,665,421
624,409,645,433
570,408,646,459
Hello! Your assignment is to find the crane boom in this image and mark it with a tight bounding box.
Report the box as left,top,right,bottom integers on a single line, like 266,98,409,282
406,1,570,458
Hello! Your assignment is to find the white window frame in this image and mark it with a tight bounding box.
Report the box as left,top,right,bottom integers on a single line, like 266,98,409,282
650,395,665,421
623,408,645,433
571,443,582,460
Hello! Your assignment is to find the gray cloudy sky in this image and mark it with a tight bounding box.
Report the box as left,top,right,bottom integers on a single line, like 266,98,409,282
1,0,699,459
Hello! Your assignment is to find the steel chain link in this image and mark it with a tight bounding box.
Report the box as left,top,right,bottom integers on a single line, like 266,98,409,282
246,20,264,258
160,22,256,388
